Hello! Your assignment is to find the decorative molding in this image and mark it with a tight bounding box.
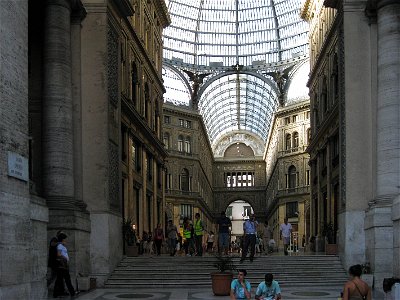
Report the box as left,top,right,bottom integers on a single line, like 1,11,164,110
109,141,120,211
107,20,119,107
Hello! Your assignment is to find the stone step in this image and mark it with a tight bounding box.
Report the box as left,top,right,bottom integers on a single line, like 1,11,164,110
105,254,347,289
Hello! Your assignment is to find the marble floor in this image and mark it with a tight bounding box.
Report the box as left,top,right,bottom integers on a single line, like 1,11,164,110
64,286,386,300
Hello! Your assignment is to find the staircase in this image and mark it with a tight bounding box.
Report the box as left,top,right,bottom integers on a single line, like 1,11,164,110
105,254,347,288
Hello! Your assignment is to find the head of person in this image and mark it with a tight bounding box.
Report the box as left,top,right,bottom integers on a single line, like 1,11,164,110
348,264,362,278
284,217,288,224
237,269,247,280
264,273,274,286
265,220,269,225
157,223,161,228
168,220,172,225
195,213,200,219
221,211,226,216
57,233,67,244
250,213,255,220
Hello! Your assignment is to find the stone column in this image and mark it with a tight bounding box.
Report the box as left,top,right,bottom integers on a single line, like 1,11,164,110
365,0,400,287
71,3,87,211
42,0,75,210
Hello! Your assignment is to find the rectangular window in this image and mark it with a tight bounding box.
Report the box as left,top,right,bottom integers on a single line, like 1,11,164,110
121,125,128,162
306,111,310,119
185,120,192,128
164,115,170,124
180,204,192,220
306,170,310,185
166,174,172,189
178,139,184,152
226,206,233,218
284,117,291,125
179,119,184,127
286,202,298,218
292,115,297,123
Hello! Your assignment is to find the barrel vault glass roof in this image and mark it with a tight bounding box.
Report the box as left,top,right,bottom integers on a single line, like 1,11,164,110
162,0,309,148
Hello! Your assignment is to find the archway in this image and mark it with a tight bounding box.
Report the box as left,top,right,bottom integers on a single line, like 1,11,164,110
226,200,254,244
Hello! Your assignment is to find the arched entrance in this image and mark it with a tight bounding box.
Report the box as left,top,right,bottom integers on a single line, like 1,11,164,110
226,200,255,244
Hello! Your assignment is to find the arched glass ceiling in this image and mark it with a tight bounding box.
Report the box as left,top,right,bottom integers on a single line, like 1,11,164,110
163,0,308,67
199,73,277,145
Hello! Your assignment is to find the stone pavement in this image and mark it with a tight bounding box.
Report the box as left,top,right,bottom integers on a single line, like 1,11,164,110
58,286,386,300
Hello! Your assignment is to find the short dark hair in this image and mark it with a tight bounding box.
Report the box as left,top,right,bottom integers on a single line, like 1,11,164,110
220,211,226,215
349,264,362,277
238,269,247,276
195,213,200,217
58,233,67,242
265,273,273,282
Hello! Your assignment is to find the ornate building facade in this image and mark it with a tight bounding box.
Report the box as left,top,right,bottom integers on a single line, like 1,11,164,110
0,0,170,298
302,0,400,285
264,100,311,250
162,104,215,233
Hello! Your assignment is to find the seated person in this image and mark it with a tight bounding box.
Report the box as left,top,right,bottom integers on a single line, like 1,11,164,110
230,269,251,300
255,273,281,300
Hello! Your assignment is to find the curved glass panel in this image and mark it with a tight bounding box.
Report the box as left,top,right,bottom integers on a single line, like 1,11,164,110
163,66,191,106
164,0,308,67
286,61,310,104
199,74,277,144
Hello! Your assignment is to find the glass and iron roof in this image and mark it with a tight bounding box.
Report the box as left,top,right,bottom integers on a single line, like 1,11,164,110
162,0,309,152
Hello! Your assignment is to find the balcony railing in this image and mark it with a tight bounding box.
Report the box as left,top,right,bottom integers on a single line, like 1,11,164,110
165,189,199,197
277,186,310,197
278,146,307,157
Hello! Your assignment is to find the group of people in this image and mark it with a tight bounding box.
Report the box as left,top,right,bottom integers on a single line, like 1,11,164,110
230,264,372,300
230,270,281,300
47,231,78,298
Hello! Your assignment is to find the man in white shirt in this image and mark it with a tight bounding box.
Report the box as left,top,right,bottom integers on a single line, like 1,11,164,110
279,218,292,256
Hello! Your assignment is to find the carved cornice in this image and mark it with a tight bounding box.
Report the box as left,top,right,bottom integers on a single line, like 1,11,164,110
154,0,171,28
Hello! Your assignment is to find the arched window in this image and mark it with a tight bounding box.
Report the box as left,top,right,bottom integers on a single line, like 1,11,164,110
288,165,297,189
163,132,170,149
178,135,184,152
184,136,191,153
131,62,138,106
285,134,291,150
293,132,299,149
179,168,190,191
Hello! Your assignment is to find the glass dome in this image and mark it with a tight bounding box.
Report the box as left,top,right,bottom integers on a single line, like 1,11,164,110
163,0,308,67
162,0,309,152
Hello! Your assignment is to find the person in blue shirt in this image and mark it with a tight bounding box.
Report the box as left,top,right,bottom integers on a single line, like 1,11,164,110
240,213,258,262
255,273,281,300
230,269,251,300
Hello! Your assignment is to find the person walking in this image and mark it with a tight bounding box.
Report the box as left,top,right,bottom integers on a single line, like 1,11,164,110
194,212,205,256
217,211,232,255
53,233,77,298
255,273,281,300
240,213,258,263
166,220,179,256
183,217,194,256
230,269,251,300
262,221,272,255
280,217,292,255
207,231,215,253
153,223,164,256
342,264,371,300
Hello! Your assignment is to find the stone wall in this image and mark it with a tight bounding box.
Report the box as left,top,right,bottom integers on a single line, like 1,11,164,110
0,1,48,298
